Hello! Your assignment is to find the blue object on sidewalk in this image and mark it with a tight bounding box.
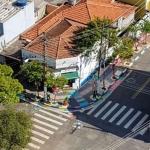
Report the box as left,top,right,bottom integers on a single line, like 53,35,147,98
79,101,89,107
34,105,40,110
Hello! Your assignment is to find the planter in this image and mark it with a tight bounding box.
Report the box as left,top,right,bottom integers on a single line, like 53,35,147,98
51,101,58,106
63,102,68,106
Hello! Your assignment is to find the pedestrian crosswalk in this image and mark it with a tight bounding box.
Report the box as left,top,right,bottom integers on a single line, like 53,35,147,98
26,108,69,150
80,100,150,136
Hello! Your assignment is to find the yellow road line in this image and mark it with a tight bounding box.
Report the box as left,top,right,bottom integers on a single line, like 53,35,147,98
132,77,150,99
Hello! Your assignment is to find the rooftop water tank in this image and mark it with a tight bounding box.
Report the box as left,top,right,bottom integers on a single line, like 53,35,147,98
17,0,27,7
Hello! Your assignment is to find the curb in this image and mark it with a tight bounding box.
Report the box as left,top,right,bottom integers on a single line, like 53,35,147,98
127,45,150,68
22,44,150,112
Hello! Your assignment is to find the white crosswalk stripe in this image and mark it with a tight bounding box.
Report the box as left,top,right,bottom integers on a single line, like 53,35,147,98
34,113,63,125
39,109,67,121
33,124,54,134
26,109,68,150
132,114,149,131
28,143,40,149
94,101,112,118
31,136,45,144
109,106,126,123
124,111,141,129
31,130,49,139
32,118,58,130
140,127,148,135
116,108,134,126
86,101,149,137
87,101,105,115
101,103,119,120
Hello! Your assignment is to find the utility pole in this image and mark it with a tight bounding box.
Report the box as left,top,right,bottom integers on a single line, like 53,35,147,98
41,32,47,102
96,24,104,96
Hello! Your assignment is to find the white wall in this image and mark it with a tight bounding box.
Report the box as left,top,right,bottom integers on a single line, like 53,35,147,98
3,2,35,44
21,49,56,67
122,12,135,28
0,35,5,51
55,56,79,69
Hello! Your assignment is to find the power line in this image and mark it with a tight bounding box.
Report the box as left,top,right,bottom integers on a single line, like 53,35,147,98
102,120,150,150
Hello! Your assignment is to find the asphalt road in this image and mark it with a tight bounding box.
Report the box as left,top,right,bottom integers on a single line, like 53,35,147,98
72,47,150,149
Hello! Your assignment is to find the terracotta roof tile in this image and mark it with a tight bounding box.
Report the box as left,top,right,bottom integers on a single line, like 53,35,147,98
22,0,137,60
63,3,91,24
21,0,137,41
24,19,84,59
21,5,70,40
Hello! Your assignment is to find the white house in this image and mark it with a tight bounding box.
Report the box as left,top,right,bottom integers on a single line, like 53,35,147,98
0,0,35,51
20,0,137,89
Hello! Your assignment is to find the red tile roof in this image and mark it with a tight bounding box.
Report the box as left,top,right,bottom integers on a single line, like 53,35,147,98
21,5,70,40
22,0,137,59
24,19,85,59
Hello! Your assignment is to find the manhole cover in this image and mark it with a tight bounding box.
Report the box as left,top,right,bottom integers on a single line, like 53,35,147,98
127,78,135,83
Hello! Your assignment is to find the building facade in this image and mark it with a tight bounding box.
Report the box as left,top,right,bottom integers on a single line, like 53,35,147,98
0,0,35,51
20,0,137,89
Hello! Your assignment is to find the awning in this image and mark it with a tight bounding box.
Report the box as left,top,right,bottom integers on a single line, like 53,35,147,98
61,71,79,79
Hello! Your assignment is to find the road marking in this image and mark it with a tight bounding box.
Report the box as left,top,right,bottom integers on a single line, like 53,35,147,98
94,101,112,118
135,57,138,60
101,103,119,120
30,102,71,118
109,106,126,123
132,77,150,99
34,113,63,125
124,111,141,129
31,137,45,144
132,114,149,131
116,108,134,126
87,100,105,115
31,130,49,139
28,143,40,149
80,109,85,113
140,127,148,135
33,124,54,134
39,109,67,121
32,118,58,130
141,50,145,54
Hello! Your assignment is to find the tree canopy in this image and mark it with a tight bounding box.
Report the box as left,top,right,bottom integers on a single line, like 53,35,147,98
75,17,118,56
45,74,68,89
20,61,68,90
0,64,13,76
113,38,134,60
20,61,44,90
0,105,32,150
0,65,23,104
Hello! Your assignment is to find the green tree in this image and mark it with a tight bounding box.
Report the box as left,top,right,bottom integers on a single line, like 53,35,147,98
20,61,44,92
45,75,68,89
139,19,150,44
45,75,68,102
127,24,139,50
0,105,32,150
56,76,68,89
113,38,134,60
75,17,118,90
0,65,23,104
75,17,114,54
0,64,13,76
